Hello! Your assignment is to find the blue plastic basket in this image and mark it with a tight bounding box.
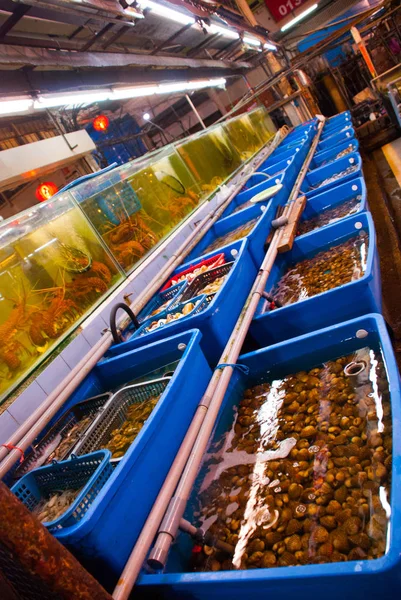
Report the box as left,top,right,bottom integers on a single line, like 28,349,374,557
12,451,113,532
301,152,362,197
135,295,209,337
105,240,256,365
317,127,355,152
250,211,381,346
137,281,187,322
187,199,275,267
311,139,359,169
137,313,401,600
50,330,211,585
297,177,367,239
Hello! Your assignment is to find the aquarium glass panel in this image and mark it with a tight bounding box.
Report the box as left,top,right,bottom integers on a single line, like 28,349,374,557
0,194,122,402
176,123,242,197
248,106,277,144
223,112,264,161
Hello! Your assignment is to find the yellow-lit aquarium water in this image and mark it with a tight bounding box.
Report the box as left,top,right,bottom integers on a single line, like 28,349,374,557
72,172,159,273
124,147,202,245
248,107,276,144
176,124,242,197
0,195,122,402
223,113,264,161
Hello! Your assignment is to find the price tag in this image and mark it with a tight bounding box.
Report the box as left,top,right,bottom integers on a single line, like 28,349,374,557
264,0,308,22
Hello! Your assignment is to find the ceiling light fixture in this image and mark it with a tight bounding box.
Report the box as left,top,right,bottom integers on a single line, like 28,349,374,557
0,99,33,115
281,3,318,32
34,91,111,109
243,35,261,47
143,112,151,120
264,42,277,51
111,86,159,100
136,0,195,25
0,79,227,117
207,24,239,39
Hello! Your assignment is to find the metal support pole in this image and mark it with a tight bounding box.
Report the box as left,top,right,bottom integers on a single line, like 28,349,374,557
185,94,206,129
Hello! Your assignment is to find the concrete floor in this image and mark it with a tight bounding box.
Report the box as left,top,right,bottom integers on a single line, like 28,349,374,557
364,144,401,370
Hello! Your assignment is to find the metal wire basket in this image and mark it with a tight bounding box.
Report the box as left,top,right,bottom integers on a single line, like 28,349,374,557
71,378,171,459
14,392,112,480
179,262,234,302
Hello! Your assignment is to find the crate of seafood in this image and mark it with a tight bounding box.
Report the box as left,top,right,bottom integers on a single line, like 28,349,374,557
301,153,362,198
160,253,226,292
51,330,212,582
316,127,356,153
137,281,187,323
13,392,112,479
106,240,256,365
186,199,276,267
311,139,360,170
137,313,401,600
296,177,367,239
12,451,113,532
72,377,171,459
179,262,234,302
134,296,209,338
250,212,380,346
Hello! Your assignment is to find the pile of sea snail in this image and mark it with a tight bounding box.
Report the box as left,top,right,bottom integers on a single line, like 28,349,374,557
311,165,358,190
194,351,391,571
270,233,367,308
204,218,259,254
297,197,361,236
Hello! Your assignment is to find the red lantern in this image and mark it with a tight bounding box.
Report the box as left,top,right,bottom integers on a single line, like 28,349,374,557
93,114,110,132
36,182,58,202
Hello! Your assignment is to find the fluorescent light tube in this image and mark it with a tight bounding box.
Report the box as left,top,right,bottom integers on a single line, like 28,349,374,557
112,86,158,99
0,99,33,115
264,42,277,51
243,35,261,47
281,3,318,32
208,24,239,39
34,91,111,108
136,0,195,25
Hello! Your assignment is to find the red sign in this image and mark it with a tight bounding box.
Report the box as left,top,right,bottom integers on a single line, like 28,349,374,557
265,0,308,23
93,114,110,132
36,182,58,202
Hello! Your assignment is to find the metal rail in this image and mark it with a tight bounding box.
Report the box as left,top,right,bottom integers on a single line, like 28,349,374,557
0,129,286,479
112,117,325,600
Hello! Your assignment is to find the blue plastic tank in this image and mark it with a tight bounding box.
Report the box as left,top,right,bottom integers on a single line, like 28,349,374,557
136,314,401,600
105,239,256,365
52,329,212,586
250,212,381,346
301,152,362,197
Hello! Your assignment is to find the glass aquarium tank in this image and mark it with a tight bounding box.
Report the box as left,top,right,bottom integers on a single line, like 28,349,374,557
0,195,123,403
176,123,242,197
68,166,161,273
120,145,203,249
248,106,276,144
223,111,264,161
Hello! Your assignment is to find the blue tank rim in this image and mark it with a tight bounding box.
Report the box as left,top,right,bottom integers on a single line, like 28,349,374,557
137,313,401,587
253,211,375,321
